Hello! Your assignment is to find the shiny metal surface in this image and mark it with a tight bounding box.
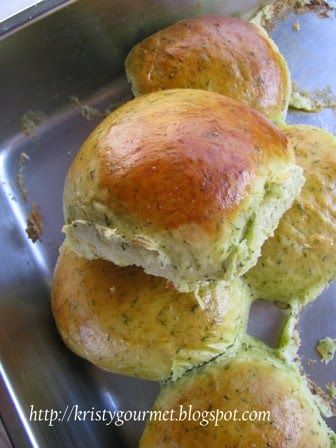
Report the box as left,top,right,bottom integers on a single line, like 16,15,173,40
0,0,72,36
0,1,335,447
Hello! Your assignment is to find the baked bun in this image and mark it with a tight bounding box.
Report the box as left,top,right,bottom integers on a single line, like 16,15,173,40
140,340,335,447
63,89,303,293
246,125,336,305
125,16,291,122
51,243,251,381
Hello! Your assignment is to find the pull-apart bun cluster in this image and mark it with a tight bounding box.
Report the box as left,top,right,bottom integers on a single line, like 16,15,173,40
52,15,336,446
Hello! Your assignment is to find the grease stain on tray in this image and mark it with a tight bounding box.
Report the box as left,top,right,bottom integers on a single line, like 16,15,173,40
26,202,43,243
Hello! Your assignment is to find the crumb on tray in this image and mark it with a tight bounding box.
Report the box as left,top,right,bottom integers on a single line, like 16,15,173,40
307,358,317,366
306,376,335,417
290,90,315,111
316,337,336,364
70,96,103,120
21,111,45,136
326,382,336,400
251,4,275,27
26,202,43,243
292,20,301,30
290,82,336,111
295,0,312,6
251,0,334,32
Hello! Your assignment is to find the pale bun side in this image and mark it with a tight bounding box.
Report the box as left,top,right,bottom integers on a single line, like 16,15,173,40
246,125,336,304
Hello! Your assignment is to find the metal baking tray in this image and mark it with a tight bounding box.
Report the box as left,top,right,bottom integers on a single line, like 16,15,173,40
0,1,335,446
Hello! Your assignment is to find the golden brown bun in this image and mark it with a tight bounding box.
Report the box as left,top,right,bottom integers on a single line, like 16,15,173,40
140,342,334,447
246,125,336,304
125,16,291,122
63,89,303,292
51,244,251,381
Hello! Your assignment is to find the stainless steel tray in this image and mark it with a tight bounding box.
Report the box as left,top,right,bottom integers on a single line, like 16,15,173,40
0,1,335,446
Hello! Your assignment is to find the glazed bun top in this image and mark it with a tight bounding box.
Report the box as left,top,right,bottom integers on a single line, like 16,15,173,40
125,16,291,122
246,125,336,304
140,341,335,447
51,244,251,381
63,89,303,292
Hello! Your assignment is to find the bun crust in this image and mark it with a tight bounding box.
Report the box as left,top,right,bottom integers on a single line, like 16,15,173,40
125,16,291,122
246,125,336,304
51,244,251,381
65,89,290,231
63,89,303,292
140,344,333,447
